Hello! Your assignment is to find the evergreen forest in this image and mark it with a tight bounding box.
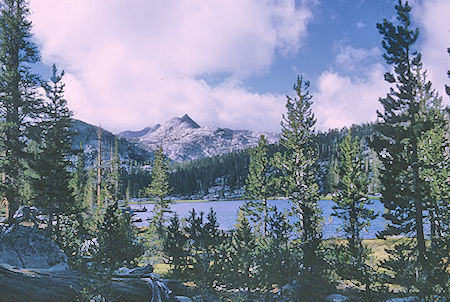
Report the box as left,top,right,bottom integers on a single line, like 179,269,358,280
0,1,448,301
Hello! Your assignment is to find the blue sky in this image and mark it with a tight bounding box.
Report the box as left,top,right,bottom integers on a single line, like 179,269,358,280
29,0,449,133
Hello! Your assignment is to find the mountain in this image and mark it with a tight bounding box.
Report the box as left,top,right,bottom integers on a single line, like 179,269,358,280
117,126,159,139
71,119,153,166
118,114,279,162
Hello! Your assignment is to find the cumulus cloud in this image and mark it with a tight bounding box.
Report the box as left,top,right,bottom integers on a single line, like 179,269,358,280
313,0,450,132
313,63,389,131
335,45,381,72
29,0,313,133
415,0,450,103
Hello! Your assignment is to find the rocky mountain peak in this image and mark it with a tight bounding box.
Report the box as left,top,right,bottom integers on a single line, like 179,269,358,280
180,114,200,129
165,114,200,130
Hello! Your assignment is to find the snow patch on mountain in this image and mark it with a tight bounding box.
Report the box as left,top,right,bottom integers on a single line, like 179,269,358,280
118,114,278,162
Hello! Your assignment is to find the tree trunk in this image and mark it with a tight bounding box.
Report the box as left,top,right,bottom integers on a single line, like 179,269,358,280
0,264,170,302
411,131,426,265
5,195,19,224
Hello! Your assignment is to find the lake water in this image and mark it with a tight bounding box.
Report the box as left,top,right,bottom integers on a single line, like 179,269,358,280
130,199,386,239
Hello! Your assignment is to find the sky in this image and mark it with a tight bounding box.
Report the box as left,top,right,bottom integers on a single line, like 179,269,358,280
29,0,450,133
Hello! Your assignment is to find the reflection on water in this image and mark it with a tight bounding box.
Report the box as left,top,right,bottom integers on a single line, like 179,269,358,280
130,199,386,239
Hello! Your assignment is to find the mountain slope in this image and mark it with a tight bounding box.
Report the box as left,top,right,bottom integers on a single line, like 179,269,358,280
71,119,153,166
118,114,279,161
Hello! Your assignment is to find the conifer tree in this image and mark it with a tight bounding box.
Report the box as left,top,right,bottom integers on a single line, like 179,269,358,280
332,132,377,292
95,200,144,270
244,135,274,235
415,72,449,296
146,145,171,229
446,48,450,96
256,207,297,290
0,0,41,222
274,75,325,288
184,208,223,295
163,213,188,276
30,65,74,237
373,1,449,296
96,128,102,207
104,137,121,203
70,142,88,208
226,209,257,291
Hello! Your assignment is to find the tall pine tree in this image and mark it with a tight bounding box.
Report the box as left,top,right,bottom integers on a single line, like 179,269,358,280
104,136,121,203
332,132,377,292
146,145,171,229
373,1,449,297
70,142,88,208
274,75,327,294
30,65,74,236
0,0,41,222
244,135,274,236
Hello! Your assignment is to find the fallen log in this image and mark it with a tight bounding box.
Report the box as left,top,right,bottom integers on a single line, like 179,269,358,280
0,263,170,301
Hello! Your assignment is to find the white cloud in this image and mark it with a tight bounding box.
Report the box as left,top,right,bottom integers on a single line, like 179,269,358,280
312,0,450,132
29,0,313,132
356,21,365,29
335,45,381,72
313,63,389,130
415,0,450,104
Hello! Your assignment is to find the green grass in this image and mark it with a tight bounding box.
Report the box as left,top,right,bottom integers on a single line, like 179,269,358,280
153,263,171,276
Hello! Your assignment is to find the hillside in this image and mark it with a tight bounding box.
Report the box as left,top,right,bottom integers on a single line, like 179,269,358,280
71,119,153,166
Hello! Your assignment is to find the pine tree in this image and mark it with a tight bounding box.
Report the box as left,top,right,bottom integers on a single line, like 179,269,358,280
95,200,144,270
30,65,74,236
0,0,41,222
416,72,449,296
227,209,257,290
256,207,297,290
244,135,274,236
70,142,88,208
104,137,121,203
184,208,223,295
146,145,171,229
274,75,325,289
332,132,377,292
96,127,102,207
163,213,188,276
373,1,449,297
446,48,450,96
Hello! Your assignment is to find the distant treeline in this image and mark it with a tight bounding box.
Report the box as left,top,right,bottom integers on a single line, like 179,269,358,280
167,122,380,197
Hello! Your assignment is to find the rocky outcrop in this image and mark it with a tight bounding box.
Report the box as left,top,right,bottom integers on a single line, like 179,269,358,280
0,224,174,301
326,293,350,302
0,225,68,270
0,263,165,302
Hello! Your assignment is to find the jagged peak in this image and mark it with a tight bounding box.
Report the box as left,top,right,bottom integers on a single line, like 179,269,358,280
180,114,200,128
165,114,200,129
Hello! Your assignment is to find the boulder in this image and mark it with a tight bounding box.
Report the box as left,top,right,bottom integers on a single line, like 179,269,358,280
114,264,154,278
174,297,193,302
384,298,419,302
192,292,221,302
0,225,173,301
0,263,169,302
326,293,350,302
0,225,68,270
163,279,196,297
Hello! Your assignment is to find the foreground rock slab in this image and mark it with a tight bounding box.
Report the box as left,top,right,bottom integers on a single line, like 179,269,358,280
0,263,167,301
0,225,68,269
0,224,172,301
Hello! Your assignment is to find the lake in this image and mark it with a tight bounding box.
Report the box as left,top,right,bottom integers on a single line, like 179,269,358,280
130,198,386,239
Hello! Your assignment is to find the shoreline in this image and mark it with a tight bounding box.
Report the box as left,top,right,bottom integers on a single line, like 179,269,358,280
128,195,380,205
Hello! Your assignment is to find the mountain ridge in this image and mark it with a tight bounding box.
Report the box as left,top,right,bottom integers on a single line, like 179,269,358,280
117,114,279,161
